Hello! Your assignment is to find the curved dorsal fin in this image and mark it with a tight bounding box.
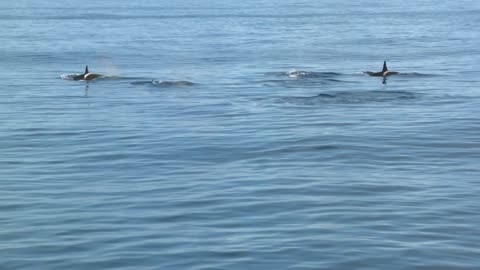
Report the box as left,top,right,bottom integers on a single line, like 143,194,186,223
382,61,388,73
85,65,89,74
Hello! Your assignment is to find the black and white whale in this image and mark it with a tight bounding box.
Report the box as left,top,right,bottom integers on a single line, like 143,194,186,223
72,65,103,81
364,61,400,78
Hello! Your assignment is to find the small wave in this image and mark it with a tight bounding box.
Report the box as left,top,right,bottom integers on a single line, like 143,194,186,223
287,70,311,78
273,90,417,105
130,80,195,87
398,72,438,77
285,69,342,78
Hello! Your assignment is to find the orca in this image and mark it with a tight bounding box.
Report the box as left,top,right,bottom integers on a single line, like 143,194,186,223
72,65,103,81
365,61,399,77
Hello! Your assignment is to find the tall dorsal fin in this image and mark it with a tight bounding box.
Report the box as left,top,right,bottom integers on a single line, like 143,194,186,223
382,61,388,73
85,65,89,74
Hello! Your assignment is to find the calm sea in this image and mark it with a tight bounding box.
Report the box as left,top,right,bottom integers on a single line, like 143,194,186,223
1,0,480,269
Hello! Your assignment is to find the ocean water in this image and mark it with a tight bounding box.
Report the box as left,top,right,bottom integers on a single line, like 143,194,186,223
1,0,480,269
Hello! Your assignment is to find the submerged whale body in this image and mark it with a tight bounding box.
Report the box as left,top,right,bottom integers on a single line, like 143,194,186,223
364,61,400,77
72,65,103,81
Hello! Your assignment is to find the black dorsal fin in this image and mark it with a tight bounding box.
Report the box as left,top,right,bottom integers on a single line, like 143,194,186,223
85,65,89,74
382,61,388,73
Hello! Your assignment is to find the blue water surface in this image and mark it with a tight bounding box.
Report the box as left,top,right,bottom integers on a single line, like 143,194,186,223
1,0,480,269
